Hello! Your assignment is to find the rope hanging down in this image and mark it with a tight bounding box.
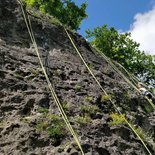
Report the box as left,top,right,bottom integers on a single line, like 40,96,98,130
95,48,155,109
64,27,152,155
17,1,85,155
17,0,152,154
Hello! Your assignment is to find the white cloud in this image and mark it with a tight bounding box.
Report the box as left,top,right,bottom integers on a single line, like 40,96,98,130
129,7,155,55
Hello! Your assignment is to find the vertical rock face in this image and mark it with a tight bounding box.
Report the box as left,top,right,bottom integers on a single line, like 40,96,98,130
0,0,155,154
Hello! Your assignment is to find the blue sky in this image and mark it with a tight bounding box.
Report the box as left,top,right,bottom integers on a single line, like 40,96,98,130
73,0,153,36
72,0,155,55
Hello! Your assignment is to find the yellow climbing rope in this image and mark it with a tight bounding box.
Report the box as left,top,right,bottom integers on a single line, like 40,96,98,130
95,48,155,109
64,27,152,155
17,1,84,154
17,0,153,153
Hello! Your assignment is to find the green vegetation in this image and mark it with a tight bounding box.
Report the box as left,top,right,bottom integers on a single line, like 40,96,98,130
75,115,91,126
57,142,70,153
36,113,66,141
143,104,154,113
26,75,36,81
30,68,39,76
75,105,99,126
61,101,70,111
134,127,155,151
80,105,99,116
86,25,155,86
101,94,111,102
123,91,130,98
108,113,126,126
24,0,88,30
58,147,65,153
109,113,155,151
26,68,39,81
47,123,65,139
38,107,49,115
37,121,49,131
14,71,24,79
74,104,99,126
85,96,93,102
75,84,81,92
53,69,62,77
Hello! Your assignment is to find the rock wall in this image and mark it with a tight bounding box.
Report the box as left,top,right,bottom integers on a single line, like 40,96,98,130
0,0,155,154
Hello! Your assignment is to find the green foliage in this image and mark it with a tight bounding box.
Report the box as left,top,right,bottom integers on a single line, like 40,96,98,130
38,107,49,115
36,113,66,141
143,104,154,113
61,101,70,111
101,95,111,102
47,123,65,139
86,25,155,86
30,68,39,76
53,69,62,77
134,127,155,151
15,70,25,77
58,147,65,153
75,84,81,92
47,114,66,139
75,115,91,126
57,142,70,153
37,121,49,131
15,71,24,79
108,113,126,126
47,114,61,121
26,75,36,81
85,96,93,102
80,105,99,116
24,0,88,30
75,105,99,126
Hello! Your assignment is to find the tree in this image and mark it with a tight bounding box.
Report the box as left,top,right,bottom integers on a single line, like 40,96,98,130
86,25,155,86
24,0,88,30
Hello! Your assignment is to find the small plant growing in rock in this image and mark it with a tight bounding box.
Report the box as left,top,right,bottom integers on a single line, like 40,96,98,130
85,96,93,102
62,101,70,111
143,104,153,113
36,113,66,143
14,71,24,80
48,125,66,146
15,70,25,77
47,114,66,144
31,68,39,76
101,95,111,102
88,63,93,69
74,84,81,92
47,114,60,121
123,91,130,98
108,113,126,126
53,69,62,77
37,121,49,131
47,123,65,139
90,105,99,115
80,105,99,116
75,115,91,126
134,126,155,151
75,105,99,126
80,105,89,114
58,147,65,153
38,107,49,116
26,75,36,81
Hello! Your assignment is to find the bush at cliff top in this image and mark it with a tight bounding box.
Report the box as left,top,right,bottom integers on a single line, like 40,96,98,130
24,0,88,30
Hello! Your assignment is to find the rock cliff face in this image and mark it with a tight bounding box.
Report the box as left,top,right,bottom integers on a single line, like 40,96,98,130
0,0,155,155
